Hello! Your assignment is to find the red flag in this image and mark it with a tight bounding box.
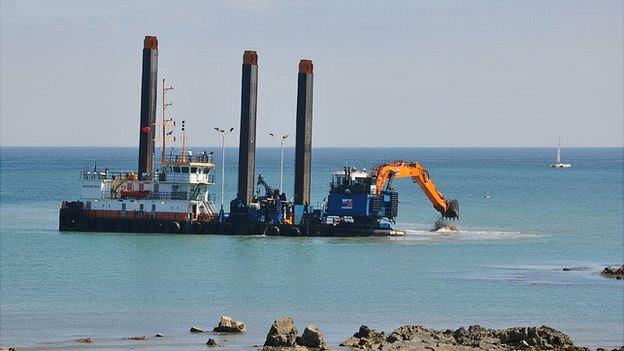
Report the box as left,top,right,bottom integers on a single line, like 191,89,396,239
141,126,151,133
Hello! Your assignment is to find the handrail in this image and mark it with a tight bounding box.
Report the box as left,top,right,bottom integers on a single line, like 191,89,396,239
162,153,214,164
81,170,137,181
102,190,215,201
82,170,215,184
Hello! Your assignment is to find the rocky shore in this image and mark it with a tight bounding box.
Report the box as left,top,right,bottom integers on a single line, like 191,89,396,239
338,324,608,351
1,315,622,351
261,317,622,351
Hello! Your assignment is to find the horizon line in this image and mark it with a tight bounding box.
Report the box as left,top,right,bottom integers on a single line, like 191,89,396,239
1,145,623,149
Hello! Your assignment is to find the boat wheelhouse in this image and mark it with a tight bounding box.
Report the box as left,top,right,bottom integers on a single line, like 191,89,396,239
77,153,217,225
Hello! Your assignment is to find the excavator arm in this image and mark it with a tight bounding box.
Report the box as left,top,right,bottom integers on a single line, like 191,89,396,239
372,161,459,219
257,174,273,197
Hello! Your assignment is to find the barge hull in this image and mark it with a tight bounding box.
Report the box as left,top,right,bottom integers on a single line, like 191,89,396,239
59,207,399,237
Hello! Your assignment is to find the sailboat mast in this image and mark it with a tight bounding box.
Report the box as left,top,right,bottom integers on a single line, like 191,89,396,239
556,135,561,164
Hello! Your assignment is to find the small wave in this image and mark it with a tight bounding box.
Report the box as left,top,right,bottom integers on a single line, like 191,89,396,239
434,227,459,233
400,227,536,241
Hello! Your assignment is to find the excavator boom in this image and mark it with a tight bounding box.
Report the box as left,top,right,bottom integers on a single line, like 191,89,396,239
372,161,459,219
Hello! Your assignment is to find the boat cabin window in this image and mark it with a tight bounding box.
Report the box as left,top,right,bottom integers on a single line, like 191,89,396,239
203,167,210,173
173,166,181,173
334,175,344,184
181,167,189,174
191,167,198,173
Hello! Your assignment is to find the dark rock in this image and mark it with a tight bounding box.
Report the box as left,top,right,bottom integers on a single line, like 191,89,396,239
154,332,164,338
496,325,574,348
388,325,438,344
343,323,581,350
453,325,495,346
190,326,204,333
264,316,298,347
340,336,360,347
341,325,386,349
126,335,148,340
296,325,327,349
213,315,246,333
355,325,385,340
206,338,218,346
601,265,624,279
76,337,93,343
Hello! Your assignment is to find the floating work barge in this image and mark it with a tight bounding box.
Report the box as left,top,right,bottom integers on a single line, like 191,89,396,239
59,36,458,236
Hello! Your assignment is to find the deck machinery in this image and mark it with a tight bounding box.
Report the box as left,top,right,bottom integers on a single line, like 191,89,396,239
59,36,459,236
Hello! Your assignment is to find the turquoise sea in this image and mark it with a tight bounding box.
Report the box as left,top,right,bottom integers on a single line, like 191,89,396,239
1,147,623,350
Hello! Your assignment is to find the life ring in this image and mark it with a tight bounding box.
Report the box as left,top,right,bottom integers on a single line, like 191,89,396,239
168,221,181,233
265,225,280,236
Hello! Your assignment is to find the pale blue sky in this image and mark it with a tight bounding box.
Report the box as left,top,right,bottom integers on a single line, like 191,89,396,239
1,0,622,147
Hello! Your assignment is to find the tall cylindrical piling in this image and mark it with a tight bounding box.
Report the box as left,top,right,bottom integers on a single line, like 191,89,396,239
237,51,259,206
138,36,158,179
294,59,314,206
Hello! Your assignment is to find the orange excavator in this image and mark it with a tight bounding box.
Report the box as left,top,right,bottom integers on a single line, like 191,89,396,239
325,161,459,229
372,161,459,219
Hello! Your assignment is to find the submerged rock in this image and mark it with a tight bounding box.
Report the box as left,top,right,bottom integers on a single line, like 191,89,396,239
562,266,591,272
601,265,624,279
125,335,148,340
154,332,164,337
296,325,327,349
206,338,218,346
76,337,93,343
213,315,246,333
264,316,299,347
190,325,205,333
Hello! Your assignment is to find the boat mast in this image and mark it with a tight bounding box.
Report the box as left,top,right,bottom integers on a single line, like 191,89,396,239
556,135,561,164
161,78,173,164
181,120,187,162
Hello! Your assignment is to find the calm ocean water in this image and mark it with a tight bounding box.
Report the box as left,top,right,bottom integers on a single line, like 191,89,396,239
1,147,623,350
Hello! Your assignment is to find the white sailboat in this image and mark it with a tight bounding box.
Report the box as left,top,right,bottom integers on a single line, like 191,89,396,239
551,136,572,168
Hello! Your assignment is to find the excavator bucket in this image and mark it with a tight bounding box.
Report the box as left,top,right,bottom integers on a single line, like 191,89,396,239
443,199,460,219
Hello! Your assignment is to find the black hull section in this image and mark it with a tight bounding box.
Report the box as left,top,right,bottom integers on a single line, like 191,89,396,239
59,208,396,237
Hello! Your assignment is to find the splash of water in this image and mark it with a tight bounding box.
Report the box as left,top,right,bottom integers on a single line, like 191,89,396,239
432,218,460,232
